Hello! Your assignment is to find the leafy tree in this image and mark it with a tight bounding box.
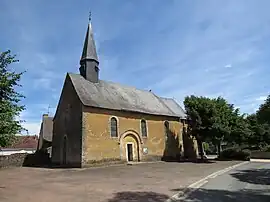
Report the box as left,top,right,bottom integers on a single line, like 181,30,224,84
184,95,249,158
250,95,270,148
0,50,26,147
257,95,270,125
246,113,270,149
228,110,252,147
210,97,234,155
184,95,215,159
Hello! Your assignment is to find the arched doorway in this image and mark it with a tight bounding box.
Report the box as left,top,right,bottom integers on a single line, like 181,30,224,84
119,131,142,162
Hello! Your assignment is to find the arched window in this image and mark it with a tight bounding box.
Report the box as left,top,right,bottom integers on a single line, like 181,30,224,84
141,119,147,137
110,117,118,137
164,121,169,137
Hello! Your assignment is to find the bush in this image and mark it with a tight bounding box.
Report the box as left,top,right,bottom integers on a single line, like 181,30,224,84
203,142,217,155
219,148,250,161
262,145,270,152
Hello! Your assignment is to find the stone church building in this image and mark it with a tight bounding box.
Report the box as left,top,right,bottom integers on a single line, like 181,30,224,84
51,21,198,168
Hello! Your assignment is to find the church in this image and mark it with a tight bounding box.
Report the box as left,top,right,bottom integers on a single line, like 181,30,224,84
51,20,198,168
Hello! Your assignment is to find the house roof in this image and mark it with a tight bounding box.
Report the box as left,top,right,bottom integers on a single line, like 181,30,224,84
68,73,186,118
2,135,38,149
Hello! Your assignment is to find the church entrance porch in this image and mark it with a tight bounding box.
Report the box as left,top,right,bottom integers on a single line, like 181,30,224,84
119,131,141,162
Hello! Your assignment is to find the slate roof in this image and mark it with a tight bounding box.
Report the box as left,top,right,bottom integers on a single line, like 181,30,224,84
80,23,99,63
2,135,38,149
68,73,186,118
159,97,187,119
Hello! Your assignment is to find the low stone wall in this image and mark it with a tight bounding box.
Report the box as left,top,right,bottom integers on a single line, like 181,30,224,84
142,155,162,162
251,151,270,159
0,150,51,168
82,158,126,168
81,156,163,168
0,153,28,168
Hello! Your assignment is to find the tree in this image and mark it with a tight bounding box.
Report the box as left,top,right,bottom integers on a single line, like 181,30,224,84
246,114,266,148
0,50,26,147
257,95,270,125
228,112,252,147
253,95,270,147
184,95,215,159
184,95,247,158
245,107,270,149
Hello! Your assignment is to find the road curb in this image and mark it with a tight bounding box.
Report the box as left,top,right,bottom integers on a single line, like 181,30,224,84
250,159,270,163
166,161,249,202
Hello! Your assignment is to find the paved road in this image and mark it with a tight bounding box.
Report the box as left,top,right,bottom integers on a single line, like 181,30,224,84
181,162,270,201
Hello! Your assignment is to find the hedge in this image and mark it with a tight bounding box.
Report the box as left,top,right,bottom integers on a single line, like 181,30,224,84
218,148,250,161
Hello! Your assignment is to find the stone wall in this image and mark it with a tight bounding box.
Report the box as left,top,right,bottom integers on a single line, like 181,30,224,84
251,151,270,159
0,151,51,168
82,107,189,166
0,153,28,168
51,74,82,168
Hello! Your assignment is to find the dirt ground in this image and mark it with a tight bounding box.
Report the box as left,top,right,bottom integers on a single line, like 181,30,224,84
0,161,241,202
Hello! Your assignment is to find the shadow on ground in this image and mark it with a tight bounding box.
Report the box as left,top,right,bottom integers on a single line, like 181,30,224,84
107,191,169,202
170,188,270,202
163,158,215,164
231,168,270,185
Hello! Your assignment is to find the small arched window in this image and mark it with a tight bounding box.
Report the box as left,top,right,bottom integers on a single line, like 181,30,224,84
141,120,147,137
110,117,118,137
164,121,169,137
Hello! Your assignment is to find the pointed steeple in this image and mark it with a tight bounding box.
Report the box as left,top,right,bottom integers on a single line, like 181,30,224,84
79,15,99,83
80,22,99,63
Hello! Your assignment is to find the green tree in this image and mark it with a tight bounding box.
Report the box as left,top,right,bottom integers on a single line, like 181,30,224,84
257,95,270,125
246,114,270,149
184,95,248,158
228,110,252,147
184,95,218,159
210,97,234,155
254,95,270,147
0,50,26,147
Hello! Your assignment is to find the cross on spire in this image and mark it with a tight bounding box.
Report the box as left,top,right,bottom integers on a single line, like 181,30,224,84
47,105,51,115
89,11,91,22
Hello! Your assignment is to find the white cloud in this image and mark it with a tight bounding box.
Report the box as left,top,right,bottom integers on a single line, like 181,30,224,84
256,96,267,101
224,64,232,68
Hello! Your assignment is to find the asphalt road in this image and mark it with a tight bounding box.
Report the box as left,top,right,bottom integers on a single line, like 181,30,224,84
181,162,270,202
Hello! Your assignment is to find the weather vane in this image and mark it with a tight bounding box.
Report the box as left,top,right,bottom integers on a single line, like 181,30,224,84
47,105,51,115
89,11,92,22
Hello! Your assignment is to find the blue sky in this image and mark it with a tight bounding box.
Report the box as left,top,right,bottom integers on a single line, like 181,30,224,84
1,0,270,135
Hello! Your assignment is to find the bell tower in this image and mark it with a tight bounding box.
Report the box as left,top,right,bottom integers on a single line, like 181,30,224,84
79,15,99,83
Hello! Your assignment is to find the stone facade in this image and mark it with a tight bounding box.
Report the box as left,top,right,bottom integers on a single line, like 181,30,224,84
81,107,197,166
51,75,83,167
52,88,198,168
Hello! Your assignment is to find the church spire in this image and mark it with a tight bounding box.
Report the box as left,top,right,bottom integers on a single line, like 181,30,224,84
79,13,99,83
